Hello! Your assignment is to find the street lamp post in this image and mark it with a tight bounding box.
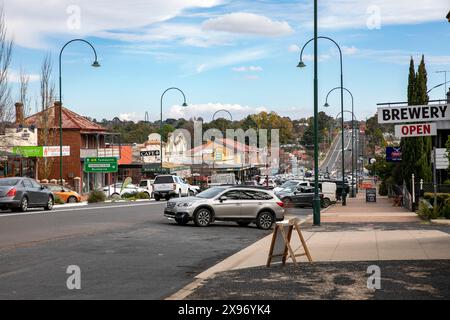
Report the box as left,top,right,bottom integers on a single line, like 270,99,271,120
298,35,346,210
59,39,100,187
160,88,188,171
324,86,356,197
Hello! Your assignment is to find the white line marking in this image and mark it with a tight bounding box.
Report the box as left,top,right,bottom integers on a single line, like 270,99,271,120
0,202,163,218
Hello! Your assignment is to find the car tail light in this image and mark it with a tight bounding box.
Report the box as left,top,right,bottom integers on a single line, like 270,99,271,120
6,188,17,197
276,201,284,208
173,184,177,191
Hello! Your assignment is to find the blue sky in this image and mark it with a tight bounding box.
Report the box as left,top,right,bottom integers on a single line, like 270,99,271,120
5,0,450,122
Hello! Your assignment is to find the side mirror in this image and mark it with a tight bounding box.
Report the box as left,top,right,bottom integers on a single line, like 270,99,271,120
219,196,228,202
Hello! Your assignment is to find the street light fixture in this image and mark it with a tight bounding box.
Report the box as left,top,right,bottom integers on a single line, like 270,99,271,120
297,35,347,213
325,87,356,197
160,87,188,171
59,39,100,187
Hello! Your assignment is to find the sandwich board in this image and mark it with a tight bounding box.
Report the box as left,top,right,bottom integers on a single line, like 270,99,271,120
266,218,313,267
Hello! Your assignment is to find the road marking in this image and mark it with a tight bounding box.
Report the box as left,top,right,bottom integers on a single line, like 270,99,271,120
0,202,164,218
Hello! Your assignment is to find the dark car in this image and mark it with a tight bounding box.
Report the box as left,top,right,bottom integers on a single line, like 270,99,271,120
276,186,325,208
0,178,54,212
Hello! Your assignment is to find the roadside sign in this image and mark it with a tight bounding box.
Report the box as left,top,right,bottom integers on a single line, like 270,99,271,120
84,157,118,173
378,104,449,124
386,147,402,162
12,146,43,158
140,150,160,157
394,123,437,138
366,188,377,203
43,146,70,157
431,148,449,170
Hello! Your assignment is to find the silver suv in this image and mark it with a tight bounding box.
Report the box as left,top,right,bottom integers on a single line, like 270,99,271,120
164,186,285,230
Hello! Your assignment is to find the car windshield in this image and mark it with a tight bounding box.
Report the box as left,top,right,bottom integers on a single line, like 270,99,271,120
0,178,20,186
196,187,227,199
154,176,174,184
280,181,298,188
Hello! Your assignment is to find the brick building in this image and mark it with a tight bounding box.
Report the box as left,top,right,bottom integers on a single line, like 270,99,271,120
24,102,120,193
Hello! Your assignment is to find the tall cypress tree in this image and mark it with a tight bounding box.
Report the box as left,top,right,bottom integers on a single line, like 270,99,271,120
401,56,432,190
416,55,432,182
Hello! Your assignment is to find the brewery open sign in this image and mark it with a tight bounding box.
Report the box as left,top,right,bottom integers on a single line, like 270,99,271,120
395,123,437,138
378,104,449,124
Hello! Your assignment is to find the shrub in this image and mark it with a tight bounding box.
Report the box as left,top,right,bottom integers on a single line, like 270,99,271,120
136,192,151,200
88,190,106,203
121,192,150,200
54,195,65,205
121,192,137,199
417,199,438,220
379,181,388,196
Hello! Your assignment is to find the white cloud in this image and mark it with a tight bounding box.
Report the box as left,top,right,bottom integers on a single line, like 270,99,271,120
317,0,449,30
4,0,224,48
194,47,268,73
288,44,300,53
168,103,268,120
8,70,40,83
202,12,293,37
119,112,141,122
342,46,359,55
232,66,263,72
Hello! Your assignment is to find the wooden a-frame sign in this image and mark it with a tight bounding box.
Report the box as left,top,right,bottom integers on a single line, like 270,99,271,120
267,218,313,267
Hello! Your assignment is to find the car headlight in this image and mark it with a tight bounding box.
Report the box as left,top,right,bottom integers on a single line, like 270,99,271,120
177,202,193,207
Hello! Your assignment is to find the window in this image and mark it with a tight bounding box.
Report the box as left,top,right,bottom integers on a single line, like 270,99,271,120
30,180,41,189
241,190,273,200
154,176,175,184
23,179,33,188
223,190,241,200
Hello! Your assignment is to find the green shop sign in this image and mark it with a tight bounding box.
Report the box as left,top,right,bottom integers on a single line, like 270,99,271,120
84,157,118,173
12,146,43,158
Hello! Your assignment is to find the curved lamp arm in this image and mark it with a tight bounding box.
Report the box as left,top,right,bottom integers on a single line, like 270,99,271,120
212,109,233,122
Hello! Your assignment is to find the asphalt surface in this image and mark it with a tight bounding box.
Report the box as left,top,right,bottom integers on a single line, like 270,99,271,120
187,260,450,300
320,130,354,176
0,201,311,299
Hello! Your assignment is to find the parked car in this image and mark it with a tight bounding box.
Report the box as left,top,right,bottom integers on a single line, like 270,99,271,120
0,177,54,212
276,186,327,208
259,178,277,189
43,184,82,203
139,179,155,197
164,186,285,230
153,175,191,201
103,183,150,198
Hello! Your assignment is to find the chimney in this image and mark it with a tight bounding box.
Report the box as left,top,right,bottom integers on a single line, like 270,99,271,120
15,102,24,125
54,101,62,128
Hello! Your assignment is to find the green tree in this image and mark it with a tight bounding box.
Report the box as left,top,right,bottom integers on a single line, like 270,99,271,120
401,56,432,190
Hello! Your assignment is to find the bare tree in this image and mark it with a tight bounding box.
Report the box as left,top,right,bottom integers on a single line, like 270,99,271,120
0,7,13,135
38,54,57,180
18,66,31,117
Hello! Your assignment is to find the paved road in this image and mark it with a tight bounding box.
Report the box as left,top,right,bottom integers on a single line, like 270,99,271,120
0,201,285,299
320,130,354,177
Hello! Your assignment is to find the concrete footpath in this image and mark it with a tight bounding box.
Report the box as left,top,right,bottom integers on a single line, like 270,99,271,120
167,193,450,300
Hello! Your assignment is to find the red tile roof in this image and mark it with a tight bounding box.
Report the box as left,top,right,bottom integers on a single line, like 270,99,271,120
25,104,107,132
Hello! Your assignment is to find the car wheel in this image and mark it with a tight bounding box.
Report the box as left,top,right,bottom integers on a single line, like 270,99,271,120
256,211,274,230
154,196,160,201
236,221,250,227
322,198,331,208
44,196,54,211
111,193,120,200
19,197,28,212
194,208,212,227
67,196,78,203
165,196,171,201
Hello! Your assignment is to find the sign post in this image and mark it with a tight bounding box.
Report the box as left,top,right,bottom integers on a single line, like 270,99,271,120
84,157,118,173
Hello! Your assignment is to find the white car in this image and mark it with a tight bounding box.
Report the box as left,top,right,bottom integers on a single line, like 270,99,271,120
153,175,191,201
103,183,151,198
139,179,155,197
